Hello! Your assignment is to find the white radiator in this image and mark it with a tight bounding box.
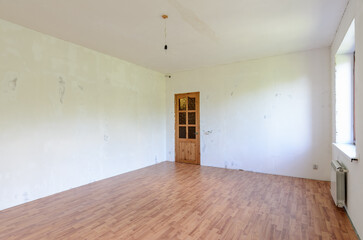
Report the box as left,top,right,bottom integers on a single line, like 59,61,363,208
330,160,348,208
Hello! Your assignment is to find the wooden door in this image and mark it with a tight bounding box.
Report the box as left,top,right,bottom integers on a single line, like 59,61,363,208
175,92,200,165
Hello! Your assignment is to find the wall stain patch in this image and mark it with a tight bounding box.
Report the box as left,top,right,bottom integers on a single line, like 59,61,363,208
168,0,218,43
22,192,29,202
204,130,213,135
2,72,18,94
104,135,109,142
9,78,17,91
58,77,66,104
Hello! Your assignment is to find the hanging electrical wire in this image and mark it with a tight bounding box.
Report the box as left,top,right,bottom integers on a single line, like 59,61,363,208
162,15,168,54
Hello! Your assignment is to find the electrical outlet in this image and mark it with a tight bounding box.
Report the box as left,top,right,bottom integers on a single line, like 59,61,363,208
313,164,318,170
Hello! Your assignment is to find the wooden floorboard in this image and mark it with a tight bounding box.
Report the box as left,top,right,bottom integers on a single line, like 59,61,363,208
0,162,358,239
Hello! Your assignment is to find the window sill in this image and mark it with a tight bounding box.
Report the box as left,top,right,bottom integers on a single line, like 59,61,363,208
333,143,358,162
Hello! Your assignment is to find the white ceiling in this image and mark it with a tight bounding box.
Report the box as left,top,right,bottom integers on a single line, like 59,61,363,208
0,0,348,73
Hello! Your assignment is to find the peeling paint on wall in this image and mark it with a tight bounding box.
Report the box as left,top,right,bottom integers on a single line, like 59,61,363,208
166,48,331,181
204,130,213,135
104,135,109,142
9,77,17,91
0,18,166,211
58,76,65,103
1,72,18,94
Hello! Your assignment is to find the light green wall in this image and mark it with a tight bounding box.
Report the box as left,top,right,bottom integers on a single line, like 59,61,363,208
0,18,166,210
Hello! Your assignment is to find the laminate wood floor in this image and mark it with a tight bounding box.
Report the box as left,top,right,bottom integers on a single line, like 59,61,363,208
0,162,358,240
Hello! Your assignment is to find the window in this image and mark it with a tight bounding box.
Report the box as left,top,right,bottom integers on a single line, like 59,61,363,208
353,51,356,143
335,20,355,145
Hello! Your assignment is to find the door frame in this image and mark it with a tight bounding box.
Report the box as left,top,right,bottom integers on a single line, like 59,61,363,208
174,92,200,165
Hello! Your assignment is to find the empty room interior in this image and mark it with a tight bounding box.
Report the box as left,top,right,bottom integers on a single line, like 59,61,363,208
0,0,362,239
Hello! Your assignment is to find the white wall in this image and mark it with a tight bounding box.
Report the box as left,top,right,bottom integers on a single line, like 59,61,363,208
0,19,166,210
166,48,331,181
331,0,363,237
